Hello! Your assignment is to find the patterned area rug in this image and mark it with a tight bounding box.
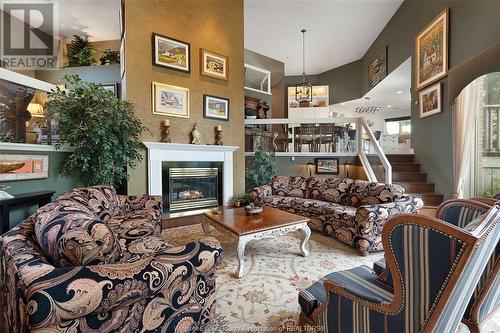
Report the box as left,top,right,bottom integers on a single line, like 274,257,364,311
163,224,499,333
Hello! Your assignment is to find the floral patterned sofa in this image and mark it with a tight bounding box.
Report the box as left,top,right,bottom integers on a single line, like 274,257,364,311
0,185,223,332
251,176,423,255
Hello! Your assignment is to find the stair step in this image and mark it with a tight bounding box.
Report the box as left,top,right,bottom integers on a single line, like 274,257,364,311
391,163,420,172
393,172,427,182
396,182,435,193
410,193,444,206
386,154,415,163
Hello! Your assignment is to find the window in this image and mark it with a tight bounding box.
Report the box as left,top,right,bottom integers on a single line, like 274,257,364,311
385,116,411,136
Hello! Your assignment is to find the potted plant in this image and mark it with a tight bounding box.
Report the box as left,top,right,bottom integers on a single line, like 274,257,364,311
229,194,254,207
67,35,96,67
100,49,120,65
46,75,146,187
245,137,277,191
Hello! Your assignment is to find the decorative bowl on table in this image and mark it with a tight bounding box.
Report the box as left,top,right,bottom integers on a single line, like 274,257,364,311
244,203,263,215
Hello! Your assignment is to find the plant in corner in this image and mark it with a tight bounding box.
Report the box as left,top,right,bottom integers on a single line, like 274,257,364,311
100,49,120,65
245,137,277,192
67,35,96,67
46,75,146,187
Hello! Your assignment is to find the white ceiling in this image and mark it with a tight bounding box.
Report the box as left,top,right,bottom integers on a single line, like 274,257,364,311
58,0,121,41
331,57,411,114
244,0,403,76
8,0,121,41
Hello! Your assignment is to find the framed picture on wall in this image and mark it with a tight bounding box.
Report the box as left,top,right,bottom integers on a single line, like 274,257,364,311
415,8,448,90
419,82,442,118
152,33,190,73
152,82,189,118
368,45,388,89
0,154,49,181
100,83,119,98
315,158,339,175
200,49,228,80
203,94,229,121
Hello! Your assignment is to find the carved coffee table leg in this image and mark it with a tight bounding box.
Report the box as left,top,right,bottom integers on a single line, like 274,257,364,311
299,223,311,257
236,236,249,278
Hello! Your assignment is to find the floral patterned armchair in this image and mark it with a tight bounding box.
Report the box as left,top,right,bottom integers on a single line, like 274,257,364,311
251,176,423,255
299,203,500,333
0,186,223,332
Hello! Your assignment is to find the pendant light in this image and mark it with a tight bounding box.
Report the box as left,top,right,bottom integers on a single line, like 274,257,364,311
295,29,313,103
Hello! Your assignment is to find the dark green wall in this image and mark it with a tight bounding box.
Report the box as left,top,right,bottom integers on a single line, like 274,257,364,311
3,150,83,228
284,60,363,113
361,0,500,199
283,0,500,199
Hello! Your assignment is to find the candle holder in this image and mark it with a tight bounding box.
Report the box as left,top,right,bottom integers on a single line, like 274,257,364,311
161,122,171,143
215,126,223,145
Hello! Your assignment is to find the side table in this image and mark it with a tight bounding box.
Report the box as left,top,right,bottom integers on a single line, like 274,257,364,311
0,191,55,234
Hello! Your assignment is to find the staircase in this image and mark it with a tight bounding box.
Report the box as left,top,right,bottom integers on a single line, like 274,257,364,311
387,154,444,207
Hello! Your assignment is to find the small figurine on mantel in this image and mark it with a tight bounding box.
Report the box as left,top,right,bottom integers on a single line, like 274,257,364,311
191,123,202,144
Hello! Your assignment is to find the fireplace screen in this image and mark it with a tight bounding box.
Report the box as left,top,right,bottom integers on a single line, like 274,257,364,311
165,166,221,213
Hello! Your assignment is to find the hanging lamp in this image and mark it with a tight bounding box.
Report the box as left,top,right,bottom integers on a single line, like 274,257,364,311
295,29,313,103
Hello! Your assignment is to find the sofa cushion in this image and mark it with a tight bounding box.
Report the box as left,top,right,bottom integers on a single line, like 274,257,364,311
34,201,121,267
261,195,298,212
57,185,120,222
305,177,353,204
272,176,307,198
346,180,404,207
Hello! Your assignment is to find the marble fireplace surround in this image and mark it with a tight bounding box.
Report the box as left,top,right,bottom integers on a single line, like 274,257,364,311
143,142,239,205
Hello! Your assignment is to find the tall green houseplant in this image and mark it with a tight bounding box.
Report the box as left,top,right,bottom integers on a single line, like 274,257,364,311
245,138,277,191
47,75,145,187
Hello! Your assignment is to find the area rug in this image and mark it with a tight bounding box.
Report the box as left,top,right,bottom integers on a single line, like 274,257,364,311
163,225,499,333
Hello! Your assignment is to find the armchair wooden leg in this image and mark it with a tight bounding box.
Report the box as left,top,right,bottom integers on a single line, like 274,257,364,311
464,322,481,333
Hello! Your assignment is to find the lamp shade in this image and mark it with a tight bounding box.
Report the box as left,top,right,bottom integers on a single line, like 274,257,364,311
27,103,44,117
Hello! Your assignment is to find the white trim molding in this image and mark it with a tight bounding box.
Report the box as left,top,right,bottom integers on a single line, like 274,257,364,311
143,142,239,204
0,142,75,152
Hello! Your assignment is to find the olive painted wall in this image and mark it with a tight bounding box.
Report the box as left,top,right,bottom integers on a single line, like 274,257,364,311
3,151,83,227
123,0,245,196
361,0,500,199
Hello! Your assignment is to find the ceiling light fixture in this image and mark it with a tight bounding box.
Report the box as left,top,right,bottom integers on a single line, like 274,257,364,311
355,97,381,113
341,102,346,106
295,29,312,103
387,105,392,108
397,90,403,94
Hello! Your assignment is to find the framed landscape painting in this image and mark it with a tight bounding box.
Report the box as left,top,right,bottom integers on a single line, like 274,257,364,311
200,49,228,80
416,8,448,90
368,46,387,89
203,94,229,121
152,33,190,73
419,82,441,118
152,82,189,118
100,83,119,97
0,154,49,181
315,158,339,175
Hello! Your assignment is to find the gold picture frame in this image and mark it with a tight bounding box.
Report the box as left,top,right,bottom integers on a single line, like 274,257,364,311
415,8,448,90
200,49,228,81
152,82,189,118
419,82,442,118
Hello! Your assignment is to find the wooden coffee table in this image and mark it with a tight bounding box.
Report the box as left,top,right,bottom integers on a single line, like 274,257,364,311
203,206,311,278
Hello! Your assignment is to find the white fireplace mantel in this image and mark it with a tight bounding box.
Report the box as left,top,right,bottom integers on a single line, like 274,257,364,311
143,142,239,204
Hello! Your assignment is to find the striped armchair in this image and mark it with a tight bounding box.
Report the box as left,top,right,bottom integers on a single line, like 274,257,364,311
299,203,500,333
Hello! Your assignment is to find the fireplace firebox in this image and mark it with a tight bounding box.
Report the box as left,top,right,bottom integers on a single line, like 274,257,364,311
162,161,223,214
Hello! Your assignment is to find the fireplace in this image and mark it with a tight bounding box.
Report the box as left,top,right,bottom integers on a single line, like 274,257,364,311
162,161,223,214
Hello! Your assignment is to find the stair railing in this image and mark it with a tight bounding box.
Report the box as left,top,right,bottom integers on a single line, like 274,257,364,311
357,117,392,184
